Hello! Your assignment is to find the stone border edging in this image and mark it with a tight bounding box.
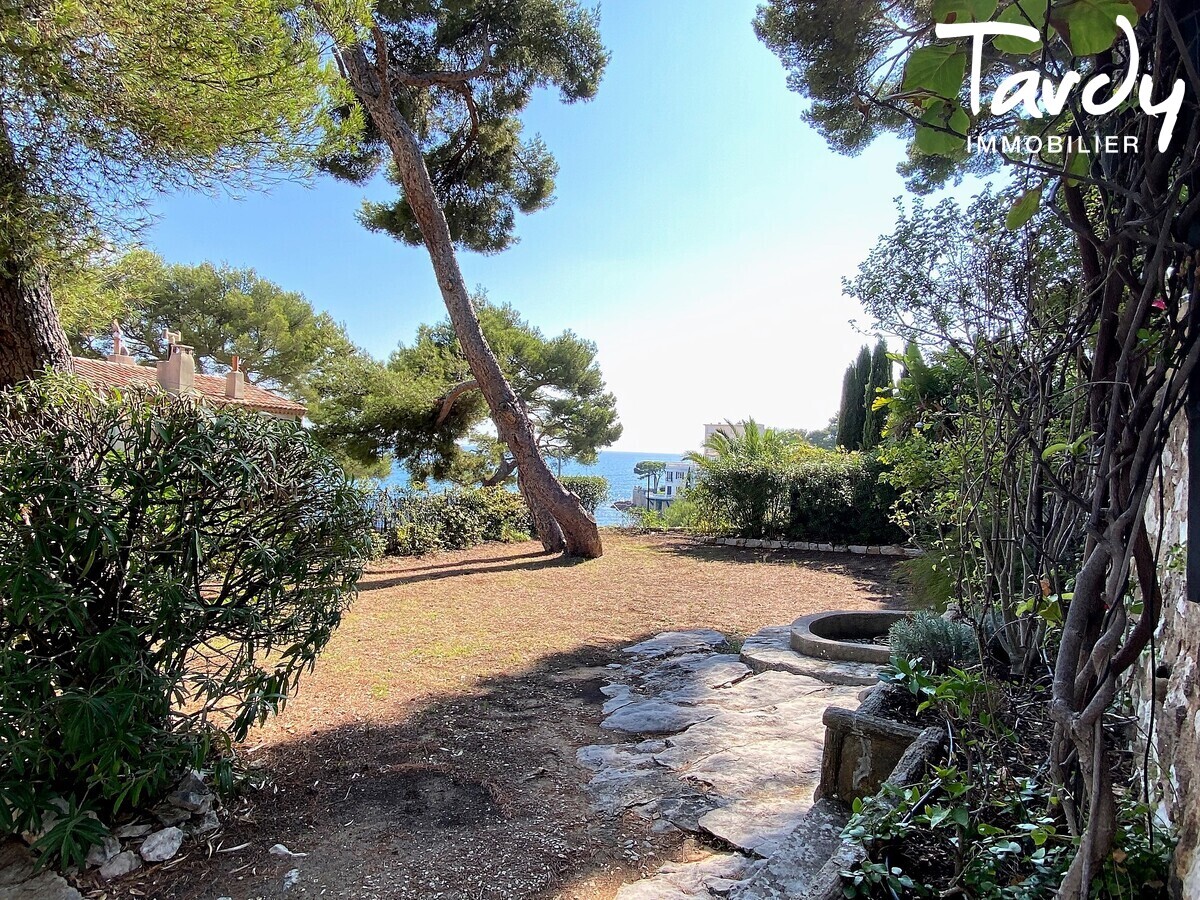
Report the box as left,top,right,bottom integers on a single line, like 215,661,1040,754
704,536,923,557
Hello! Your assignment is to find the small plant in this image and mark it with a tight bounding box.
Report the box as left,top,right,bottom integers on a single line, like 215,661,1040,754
889,611,977,673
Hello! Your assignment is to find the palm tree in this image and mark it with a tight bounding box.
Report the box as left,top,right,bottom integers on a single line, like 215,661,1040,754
686,419,801,470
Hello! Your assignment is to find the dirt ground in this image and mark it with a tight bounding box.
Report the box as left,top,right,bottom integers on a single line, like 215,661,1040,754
90,533,905,900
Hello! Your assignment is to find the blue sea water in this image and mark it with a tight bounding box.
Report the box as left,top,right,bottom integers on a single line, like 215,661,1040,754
552,450,689,526
382,449,688,527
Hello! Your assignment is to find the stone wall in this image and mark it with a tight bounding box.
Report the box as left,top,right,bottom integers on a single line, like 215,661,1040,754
1132,414,1200,897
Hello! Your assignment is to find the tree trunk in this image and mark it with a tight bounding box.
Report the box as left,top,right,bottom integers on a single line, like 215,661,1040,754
0,260,72,389
518,476,566,552
336,36,603,558
0,123,73,389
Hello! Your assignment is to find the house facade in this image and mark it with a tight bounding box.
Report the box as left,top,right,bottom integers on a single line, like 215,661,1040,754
631,461,697,511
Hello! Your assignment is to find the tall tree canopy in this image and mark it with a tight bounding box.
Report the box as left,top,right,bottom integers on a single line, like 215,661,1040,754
757,2,1200,893
0,0,355,386
313,297,621,485
58,250,355,398
321,0,610,556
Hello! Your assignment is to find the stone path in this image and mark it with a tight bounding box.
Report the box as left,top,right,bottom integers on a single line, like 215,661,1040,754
577,629,867,899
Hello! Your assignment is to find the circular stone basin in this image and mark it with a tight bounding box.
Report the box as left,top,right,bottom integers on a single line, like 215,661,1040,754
790,610,910,665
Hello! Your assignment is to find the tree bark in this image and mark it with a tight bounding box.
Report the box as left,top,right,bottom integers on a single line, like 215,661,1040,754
0,260,72,389
0,121,73,389
335,33,602,558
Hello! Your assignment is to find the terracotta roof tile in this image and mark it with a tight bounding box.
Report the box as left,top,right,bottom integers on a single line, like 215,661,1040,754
70,357,307,418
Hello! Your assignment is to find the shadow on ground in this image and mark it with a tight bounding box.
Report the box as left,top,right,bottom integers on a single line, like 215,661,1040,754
647,538,907,610
362,550,589,591
112,639,702,900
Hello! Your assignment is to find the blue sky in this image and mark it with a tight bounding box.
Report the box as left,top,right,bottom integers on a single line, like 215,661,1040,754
148,0,915,454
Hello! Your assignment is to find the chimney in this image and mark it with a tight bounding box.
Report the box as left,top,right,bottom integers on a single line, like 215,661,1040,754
156,337,195,394
225,355,245,399
106,319,136,365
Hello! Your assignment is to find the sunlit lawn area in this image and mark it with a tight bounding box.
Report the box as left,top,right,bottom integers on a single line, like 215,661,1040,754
263,532,903,735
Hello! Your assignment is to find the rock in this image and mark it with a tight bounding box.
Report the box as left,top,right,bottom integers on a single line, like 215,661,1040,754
85,836,120,868
166,790,211,813
114,822,153,839
698,798,815,858
174,770,206,796
186,810,220,836
602,698,717,735
138,827,184,863
268,844,307,859
624,630,728,659
151,804,191,827
0,839,83,898
283,868,301,891
99,851,142,881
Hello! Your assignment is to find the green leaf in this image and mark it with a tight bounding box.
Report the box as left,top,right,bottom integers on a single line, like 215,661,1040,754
933,0,1000,23
1054,0,1139,56
903,45,969,99
916,101,970,155
1066,149,1091,185
1006,185,1044,230
995,1,1050,54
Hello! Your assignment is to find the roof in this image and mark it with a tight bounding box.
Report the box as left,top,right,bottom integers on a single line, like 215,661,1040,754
71,357,307,418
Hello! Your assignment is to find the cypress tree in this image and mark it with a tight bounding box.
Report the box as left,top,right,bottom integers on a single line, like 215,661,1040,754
836,363,858,450
861,339,891,450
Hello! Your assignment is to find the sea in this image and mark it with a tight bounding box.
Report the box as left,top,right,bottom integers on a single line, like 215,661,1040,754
381,449,689,527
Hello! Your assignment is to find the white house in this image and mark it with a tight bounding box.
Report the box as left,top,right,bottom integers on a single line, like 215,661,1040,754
631,461,697,512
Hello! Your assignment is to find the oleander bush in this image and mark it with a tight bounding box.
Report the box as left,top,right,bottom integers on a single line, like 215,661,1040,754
560,475,609,514
368,485,532,557
0,374,372,866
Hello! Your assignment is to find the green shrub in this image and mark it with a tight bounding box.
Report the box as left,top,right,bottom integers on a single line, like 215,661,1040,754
560,475,609,514
889,611,978,673
785,453,903,545
690,456,792,536
368,485,532,556
691,450,904,544
0,375,372,866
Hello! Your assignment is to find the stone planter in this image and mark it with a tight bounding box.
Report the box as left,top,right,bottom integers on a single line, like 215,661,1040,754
805,718,946,900
816,684,925,804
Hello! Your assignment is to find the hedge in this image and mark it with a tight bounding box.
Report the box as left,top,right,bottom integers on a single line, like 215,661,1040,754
691,451,904,545
368,486,533,557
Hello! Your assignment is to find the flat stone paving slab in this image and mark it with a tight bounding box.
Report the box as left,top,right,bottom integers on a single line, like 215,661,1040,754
740,626,881,686
614,853,764,900
582,628,869,899
625,630,729,659
729,799,852,900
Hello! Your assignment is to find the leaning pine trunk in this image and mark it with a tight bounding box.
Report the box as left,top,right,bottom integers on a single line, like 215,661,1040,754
336,37,603,559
